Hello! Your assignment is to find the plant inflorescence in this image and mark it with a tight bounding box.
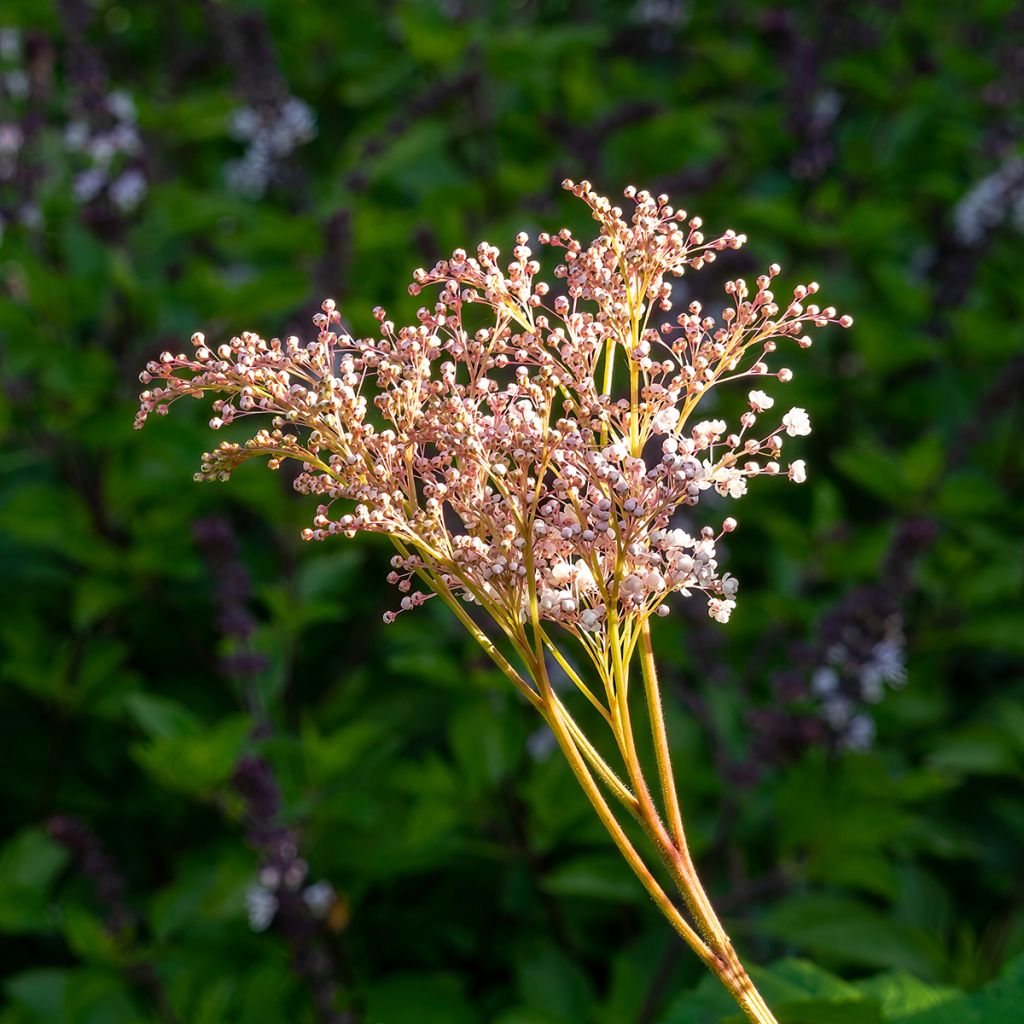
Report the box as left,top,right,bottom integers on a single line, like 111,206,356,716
135,180,852,1023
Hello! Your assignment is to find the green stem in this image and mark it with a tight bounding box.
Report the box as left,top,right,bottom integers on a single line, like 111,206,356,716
532,656,716,970
639,620,686,854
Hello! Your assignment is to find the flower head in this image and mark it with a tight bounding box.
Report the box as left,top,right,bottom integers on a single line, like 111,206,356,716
781,407,812,437
136,181,850,641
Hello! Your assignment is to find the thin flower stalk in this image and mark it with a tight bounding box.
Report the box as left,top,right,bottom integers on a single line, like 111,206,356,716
135,179,852,1023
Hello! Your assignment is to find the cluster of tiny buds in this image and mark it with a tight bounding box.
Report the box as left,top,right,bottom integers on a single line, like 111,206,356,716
136,182,851,639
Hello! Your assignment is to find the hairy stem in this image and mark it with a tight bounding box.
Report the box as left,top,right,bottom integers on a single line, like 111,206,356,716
535,660,716,969
606,621,778,1022
639,619,686,849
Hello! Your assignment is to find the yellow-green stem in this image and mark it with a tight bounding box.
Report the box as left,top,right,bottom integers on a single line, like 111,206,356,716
533,659,716,969
606,621,778,1023
639,620,686,854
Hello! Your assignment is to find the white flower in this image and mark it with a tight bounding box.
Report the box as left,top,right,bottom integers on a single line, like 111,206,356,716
843,714,876,750
782,407,811,437
0,123,22,156
748,389,774,412
788,459,807,483
662,528,694,549
707,598,735,623
0,30,21,62
106,90,137,123
3,69,27,99
574,561,597,592
861,632,907,694
653,406,680,433
643,569,666,592
822,694,853,728
229,106,260,141
64,121,89,151
73,168,107,203
245,884,277,932
708,463,747,499
280,97,316,143
302,881,335,918
87,133,117,168
109,169,147,212
693,419,726,442
550,562,572,584
811,666,839,696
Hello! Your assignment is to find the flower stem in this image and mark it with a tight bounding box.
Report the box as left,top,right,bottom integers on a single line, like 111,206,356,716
556,623,779,1024
632,633,779,1023
532,658,715,963
639,620,685,849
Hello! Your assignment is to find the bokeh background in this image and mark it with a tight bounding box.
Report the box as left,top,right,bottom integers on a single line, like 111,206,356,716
2,1,1023,1022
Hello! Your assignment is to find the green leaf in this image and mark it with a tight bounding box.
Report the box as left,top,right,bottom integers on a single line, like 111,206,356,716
4,969,69,1021
448,697,526,791
515,941,595,1024
132,715,250,797
59,907,122,967
124,693,201,740
543,853,637,903
853,972,959,1017
0,829,68,934
758,896,940,977
364,972,479,1024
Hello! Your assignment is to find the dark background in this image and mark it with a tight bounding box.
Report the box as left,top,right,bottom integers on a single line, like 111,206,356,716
1,1,1022,1022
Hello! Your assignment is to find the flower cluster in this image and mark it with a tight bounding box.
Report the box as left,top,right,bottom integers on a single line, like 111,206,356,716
0,29,25,182
953,152,1024,245
0,27,35,237
136,182,850,649
811,614,907,749
234,756,347,1024
226,96,316,198
61,88,147,212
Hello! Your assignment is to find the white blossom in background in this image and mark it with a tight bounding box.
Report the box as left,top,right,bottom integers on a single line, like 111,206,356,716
0,27,25,100
811,615,907,749
633,0,691,32
65,89,147,213
302,880,336,919
953,154,1024,245
0,28,19,61
810,89,842,129
0,28,24,192
245,883,278,932
109,167,147,212
226,96,316,198
0,120,22,181
858,619,907,702
843,714,876,751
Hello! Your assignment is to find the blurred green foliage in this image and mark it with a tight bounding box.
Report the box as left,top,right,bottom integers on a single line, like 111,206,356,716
1,1,1022,1022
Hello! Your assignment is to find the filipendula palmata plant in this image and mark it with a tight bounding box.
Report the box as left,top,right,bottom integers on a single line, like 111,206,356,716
135,180,852,1023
